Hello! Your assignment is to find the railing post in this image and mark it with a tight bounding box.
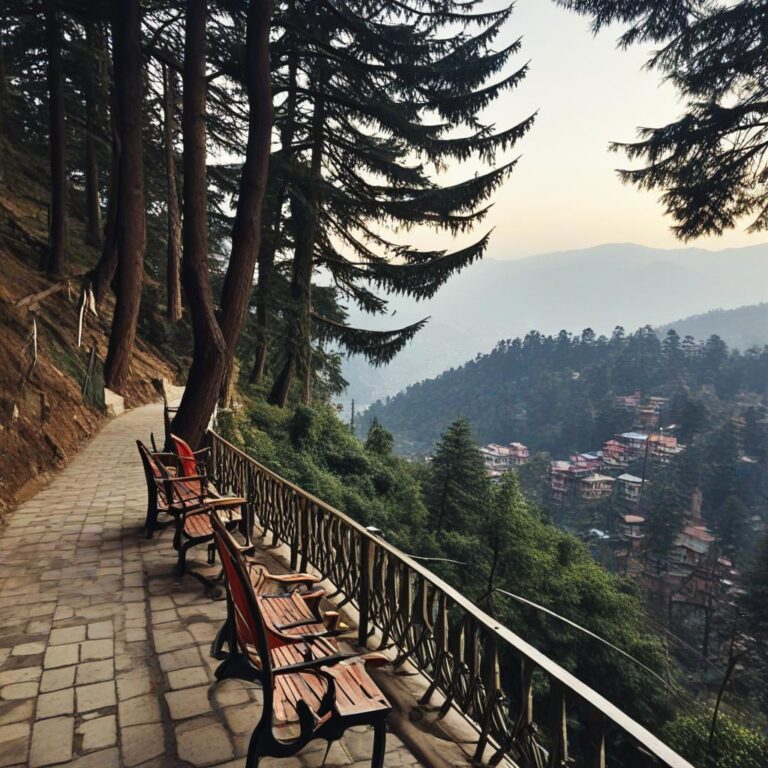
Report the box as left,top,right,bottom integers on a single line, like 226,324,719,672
547,680,568,768
289,494,300,571
358,533,370,647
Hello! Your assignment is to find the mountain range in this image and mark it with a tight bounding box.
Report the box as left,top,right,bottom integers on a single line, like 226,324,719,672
341,242,768,408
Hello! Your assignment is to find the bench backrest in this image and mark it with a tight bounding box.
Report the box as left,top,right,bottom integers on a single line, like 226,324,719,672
212,510,276,701
170,433,198,477
136,440,169,506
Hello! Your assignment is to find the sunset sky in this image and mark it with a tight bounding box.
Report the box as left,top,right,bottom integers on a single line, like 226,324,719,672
429,0,766,260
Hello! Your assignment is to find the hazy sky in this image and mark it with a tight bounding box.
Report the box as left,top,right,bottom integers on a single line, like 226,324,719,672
420,0,766,260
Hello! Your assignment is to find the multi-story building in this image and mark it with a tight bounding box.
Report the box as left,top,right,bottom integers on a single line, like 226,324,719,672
480,441,530,473
619,513,645,548
550,460,571,501
618,431,649,461
577,473,615,501
617,473,643,506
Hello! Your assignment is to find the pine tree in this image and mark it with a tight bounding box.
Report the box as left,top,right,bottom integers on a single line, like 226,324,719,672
262,0,535,405
424,418,488,535
557,0,768,239
43,2,67,275
103,0,145,393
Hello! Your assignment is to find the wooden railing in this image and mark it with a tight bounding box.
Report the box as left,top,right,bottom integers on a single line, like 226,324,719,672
207,431,693,768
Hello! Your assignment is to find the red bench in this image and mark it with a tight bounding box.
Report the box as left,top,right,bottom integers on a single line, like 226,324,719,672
212,510,391,768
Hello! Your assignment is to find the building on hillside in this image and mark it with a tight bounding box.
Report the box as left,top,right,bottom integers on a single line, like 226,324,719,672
670,525,716,568
480,441,530,473
550,460,571,501
619,513,645,548
618,431,649,461
509,442,530,465
570,453,601,475
635,405,660,429
647,433,684,463
577,473,615,501
602,439,628,468
617,473,643,506
615,392,641,410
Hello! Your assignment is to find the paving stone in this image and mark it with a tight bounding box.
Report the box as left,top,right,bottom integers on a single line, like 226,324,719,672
300,741,353,767
0,698,34,726
211,683,251,708
76,659,113,686
43,643,79,669
158,647,201,672
167,666,209,690
11,642,45,657
176,717,234,766
39,665,76,693
116,673,154,701
68,747,120,768
79,639,113,661
0,721,30,767
165,685,212,721
151,609,177,625
121,722,165,767
76,681,116,712
36,688,74,719
124,627,147,643
87,621,114,640
0,667,42,687
49,626,87,646
77,713,117,750
118,693,162,726
0,682,38,700
29,715,73,767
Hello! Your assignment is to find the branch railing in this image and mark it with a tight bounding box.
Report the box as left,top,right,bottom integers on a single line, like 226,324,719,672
207,430,693,768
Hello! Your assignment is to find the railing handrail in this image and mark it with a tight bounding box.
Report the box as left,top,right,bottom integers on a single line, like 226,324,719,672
207,430,694,768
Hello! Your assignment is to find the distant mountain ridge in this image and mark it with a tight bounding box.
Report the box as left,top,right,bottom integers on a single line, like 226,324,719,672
342,242,768,408
656,303,768,351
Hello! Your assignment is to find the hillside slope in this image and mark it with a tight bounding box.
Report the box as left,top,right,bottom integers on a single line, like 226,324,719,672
0,139,178,517
361,324,768,455
342,243,768,407
656,303,768,351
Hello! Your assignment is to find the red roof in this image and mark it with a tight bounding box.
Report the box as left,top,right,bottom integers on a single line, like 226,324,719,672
683,525,715,543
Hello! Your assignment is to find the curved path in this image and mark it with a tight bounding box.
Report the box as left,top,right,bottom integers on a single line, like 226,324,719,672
0,403,428,768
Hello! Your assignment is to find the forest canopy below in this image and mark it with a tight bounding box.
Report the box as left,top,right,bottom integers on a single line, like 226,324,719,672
362,325,768,456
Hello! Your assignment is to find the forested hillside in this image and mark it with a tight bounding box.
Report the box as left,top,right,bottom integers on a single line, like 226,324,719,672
341,244,768,407
362,326,768,455
656,303,768,352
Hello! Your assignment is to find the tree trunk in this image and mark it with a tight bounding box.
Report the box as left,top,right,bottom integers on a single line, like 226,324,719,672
249,231,276,384
103,0,145,393
171,0,227,447
44,5,67,275
250,10,296,386
90,28,118,307
217,0,274,407
268,64,325,408
91,94,120,306
162,64,182,323
0,23,7,182
84,22,102,248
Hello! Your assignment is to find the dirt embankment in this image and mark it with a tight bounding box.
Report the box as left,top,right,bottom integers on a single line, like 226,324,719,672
0,140,179,519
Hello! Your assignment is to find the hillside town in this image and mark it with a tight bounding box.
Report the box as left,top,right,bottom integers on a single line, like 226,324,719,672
477,393,753,665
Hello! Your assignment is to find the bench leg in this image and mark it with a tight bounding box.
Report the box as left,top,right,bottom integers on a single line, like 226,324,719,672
177,541,189,576
371,720,387,768
245,719,269,768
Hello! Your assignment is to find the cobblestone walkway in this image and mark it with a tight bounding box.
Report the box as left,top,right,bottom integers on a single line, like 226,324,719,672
0,403,435,768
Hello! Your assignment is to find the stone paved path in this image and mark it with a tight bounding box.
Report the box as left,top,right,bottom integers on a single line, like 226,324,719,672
0,403,443,768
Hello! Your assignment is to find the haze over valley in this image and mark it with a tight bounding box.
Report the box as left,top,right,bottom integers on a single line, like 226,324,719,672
342,242,768,408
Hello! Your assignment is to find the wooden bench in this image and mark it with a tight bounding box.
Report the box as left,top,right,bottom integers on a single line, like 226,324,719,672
136,440,246,577
211,558,333,661
211,510,391,768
